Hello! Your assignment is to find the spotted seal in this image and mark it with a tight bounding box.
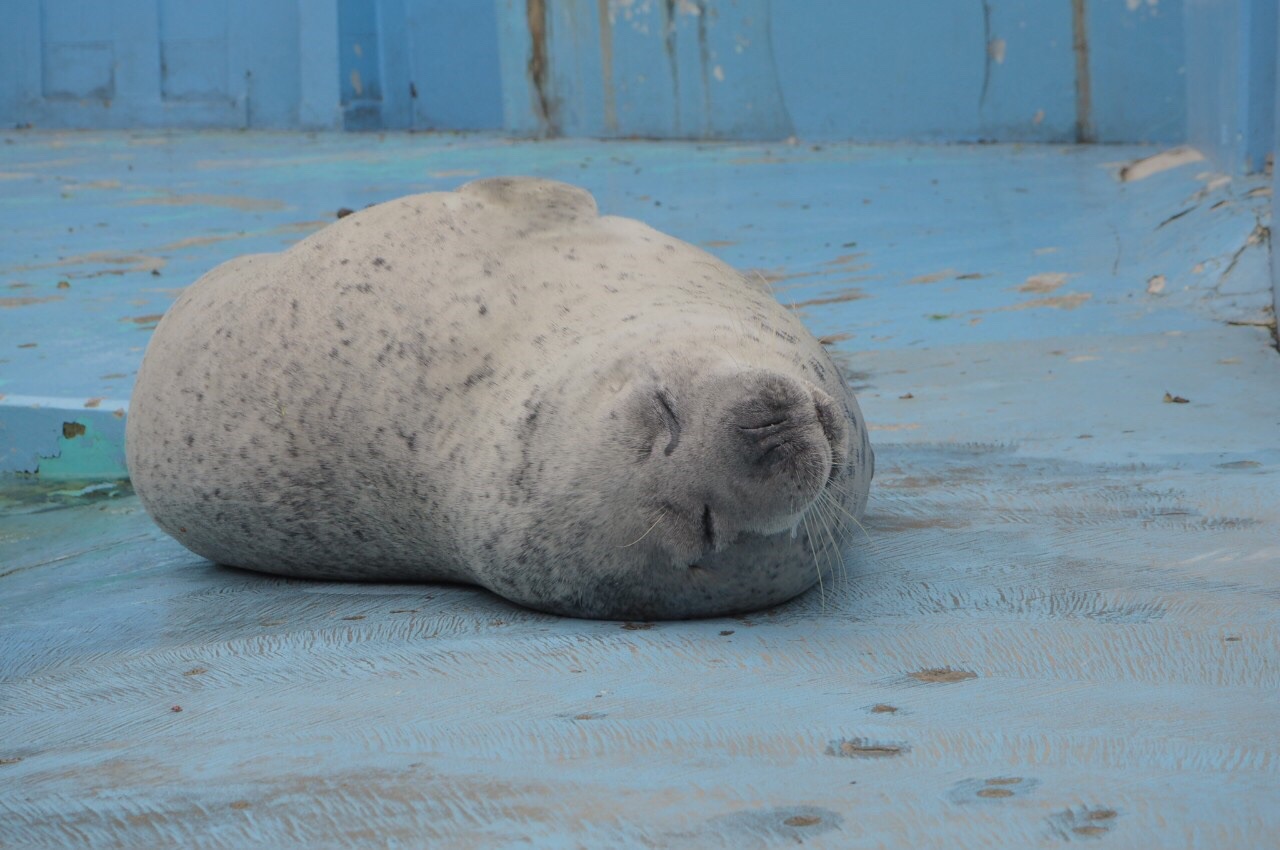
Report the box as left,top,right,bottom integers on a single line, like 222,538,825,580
126,177,873,619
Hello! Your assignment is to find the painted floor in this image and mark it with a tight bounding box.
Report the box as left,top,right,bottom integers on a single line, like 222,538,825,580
1,133,1278,849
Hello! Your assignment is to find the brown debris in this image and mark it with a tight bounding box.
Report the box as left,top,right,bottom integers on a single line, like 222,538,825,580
909,667,977,683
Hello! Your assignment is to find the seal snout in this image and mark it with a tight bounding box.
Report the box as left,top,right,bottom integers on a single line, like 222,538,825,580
730,373,843,478
714,371,849,535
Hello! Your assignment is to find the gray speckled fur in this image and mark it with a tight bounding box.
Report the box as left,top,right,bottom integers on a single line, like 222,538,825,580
127,178,873,619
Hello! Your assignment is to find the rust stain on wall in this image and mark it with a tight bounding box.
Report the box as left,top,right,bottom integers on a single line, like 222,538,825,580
596,0,617,132
695,0,711,135
527,0,558,135
1072,0,1095,143
661,0,682,134
979,0,994,109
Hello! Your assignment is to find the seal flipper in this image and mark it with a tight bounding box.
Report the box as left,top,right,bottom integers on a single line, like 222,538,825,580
458,177,599,227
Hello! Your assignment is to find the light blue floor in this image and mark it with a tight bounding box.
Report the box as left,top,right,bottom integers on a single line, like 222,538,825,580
1,132,1278,848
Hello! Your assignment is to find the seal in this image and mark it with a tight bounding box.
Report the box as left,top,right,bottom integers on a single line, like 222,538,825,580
126,177,874,619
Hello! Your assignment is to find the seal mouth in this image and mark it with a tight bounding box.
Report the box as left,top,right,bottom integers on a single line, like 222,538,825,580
701,503,717,550
657,500,721,558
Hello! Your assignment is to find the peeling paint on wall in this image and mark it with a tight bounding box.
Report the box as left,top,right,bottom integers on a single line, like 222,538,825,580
1119,146,1205,182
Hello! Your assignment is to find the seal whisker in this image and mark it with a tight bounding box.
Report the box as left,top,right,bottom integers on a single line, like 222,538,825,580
808,496,846,593
819,486,873,546
800,511,827,613
827,498,855,588
616,513,665,548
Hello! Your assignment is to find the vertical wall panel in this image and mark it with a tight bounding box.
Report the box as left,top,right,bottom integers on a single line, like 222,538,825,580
403,0,503,130
1186,0,1277,174
1245,0,1278,170
231,0,305,127
772,0,1077,142
496,0,1188,143
378,0,415,129
1087,0,1186,143
40,0,116,101
0,2,41,125
299,0,342,128
159,0,230,101
1,0,338,129
497,0,792,139
340,0,386,128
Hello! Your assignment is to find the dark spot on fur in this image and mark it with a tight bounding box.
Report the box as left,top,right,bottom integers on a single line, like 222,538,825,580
397,428,417,452
463,357,496,390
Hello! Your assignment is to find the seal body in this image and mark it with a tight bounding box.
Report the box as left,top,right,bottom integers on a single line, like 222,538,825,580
127,178,873,619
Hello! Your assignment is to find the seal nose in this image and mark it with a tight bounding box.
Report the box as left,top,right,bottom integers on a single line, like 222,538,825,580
730,373,826,474
711,370,843,536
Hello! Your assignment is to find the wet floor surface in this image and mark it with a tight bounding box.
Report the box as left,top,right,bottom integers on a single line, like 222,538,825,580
1,132,1277,848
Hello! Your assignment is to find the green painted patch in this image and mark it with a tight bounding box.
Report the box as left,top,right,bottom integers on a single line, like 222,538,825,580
34,418,128,482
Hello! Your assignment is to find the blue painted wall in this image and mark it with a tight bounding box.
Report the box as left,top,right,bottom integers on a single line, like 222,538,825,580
339,0,504,130
0,0,503,132
496,0,794,139
1088,0,1187,143
1273,7,1280,323
0,0,341,129
497,0,1187,143
4,0,1188,142
768,0,1079,142
1185,0,1278,174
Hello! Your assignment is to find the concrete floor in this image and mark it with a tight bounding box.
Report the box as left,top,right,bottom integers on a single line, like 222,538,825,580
1,132,1277,848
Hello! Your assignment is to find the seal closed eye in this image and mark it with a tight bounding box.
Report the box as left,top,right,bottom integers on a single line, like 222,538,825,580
654,390,681,456
126,177,874,620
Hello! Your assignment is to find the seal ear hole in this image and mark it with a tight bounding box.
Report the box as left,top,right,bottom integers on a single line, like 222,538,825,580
701,504,716,549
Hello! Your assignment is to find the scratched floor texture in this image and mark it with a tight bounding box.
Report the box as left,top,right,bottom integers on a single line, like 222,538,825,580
1,133,1278,849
